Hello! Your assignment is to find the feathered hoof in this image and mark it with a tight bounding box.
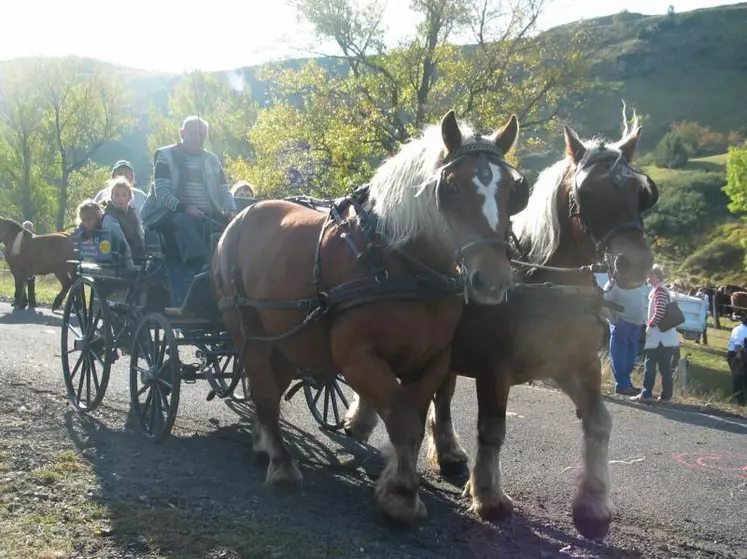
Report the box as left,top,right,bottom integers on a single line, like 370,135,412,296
265,458,303,487
375,483,427,524
572,495,612,540
464,479,514,523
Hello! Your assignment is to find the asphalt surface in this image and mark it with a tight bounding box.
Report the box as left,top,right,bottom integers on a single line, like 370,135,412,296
1,302,746,558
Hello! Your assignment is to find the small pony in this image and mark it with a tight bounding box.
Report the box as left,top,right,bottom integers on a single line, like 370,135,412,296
0,217,76,310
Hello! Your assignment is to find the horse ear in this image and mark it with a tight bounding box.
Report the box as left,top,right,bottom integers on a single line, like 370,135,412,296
441,110,462,153
564,125,586,164
490,114,519,155
617,125,643,161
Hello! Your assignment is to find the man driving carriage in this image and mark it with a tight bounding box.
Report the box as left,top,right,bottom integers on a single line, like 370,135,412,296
140,116,237,268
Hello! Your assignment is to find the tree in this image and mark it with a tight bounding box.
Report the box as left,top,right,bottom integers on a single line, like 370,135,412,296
653,132,689,169
0,61,48,225
38,57,135,230
723,142,747,215
250,0,592,195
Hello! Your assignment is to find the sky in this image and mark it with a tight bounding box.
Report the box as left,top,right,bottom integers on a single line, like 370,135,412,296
0,0,741,74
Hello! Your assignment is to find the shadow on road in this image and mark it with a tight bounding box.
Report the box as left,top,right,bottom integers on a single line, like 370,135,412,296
61,404,637,559
608,397,747,435
0,306,62,327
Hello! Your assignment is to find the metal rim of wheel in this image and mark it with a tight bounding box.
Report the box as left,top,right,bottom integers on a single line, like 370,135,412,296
303,374,351,431
129,312,181,442
60,277,113,413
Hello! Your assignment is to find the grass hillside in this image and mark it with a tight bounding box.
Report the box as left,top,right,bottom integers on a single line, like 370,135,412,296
555,3,747,150
638,152,747,287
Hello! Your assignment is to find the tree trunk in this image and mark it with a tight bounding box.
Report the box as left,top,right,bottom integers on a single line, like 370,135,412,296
21,138,33,221
56,167,69,231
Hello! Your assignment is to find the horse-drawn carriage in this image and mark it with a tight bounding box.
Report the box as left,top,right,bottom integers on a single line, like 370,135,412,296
59,196,353,442
52,110,659,537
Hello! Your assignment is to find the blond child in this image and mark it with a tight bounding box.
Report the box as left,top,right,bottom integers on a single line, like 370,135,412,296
103,178,145,261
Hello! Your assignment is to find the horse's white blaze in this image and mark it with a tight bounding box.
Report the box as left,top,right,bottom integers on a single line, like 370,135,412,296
472,161,502,231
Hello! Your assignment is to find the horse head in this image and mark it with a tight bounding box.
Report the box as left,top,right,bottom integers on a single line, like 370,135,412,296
367,110,526,305
0,217,25,248
560,120,657,288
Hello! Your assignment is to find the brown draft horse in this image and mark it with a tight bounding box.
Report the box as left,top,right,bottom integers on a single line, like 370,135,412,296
345,118,658,537
425,121,658,539
212,110,528,523
0,217,76,311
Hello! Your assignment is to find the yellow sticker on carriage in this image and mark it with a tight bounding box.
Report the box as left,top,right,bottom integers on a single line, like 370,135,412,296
99,239,111,254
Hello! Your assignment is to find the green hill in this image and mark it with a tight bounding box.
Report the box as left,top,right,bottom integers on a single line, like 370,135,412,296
555,3,747,150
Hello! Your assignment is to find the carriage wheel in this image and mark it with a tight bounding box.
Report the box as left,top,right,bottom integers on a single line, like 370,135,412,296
60,277,113,412
129,312,181,442
303,374,353,431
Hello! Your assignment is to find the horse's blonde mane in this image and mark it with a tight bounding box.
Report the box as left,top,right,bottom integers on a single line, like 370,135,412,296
512,137,625,265
365,121,479,248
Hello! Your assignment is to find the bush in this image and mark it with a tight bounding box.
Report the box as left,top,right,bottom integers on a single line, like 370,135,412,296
653,132,689,168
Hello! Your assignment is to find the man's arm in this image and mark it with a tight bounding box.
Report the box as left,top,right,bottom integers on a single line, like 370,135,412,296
153,150,184,212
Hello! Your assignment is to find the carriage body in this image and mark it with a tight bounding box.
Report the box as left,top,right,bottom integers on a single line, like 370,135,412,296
59,206,351,441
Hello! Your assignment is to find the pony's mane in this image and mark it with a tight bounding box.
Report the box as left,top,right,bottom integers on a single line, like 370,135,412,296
512,137,625,265
0,217,25,234
365,121,479,248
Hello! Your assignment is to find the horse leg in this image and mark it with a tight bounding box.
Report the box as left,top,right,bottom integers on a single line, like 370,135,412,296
51,271,73,312
13,274,28,310
554,364,613,540
464,368,514,521
244,341,302,486
27,276,37,308
425,372,469,476
343,392,379,441
339,347,452,522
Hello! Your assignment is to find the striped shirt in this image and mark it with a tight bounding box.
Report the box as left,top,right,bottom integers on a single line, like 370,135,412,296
647,284,669,328
153,150,235,214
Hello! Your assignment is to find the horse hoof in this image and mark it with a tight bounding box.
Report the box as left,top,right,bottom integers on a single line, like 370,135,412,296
265,459,302,486
376,484,427,524
343,423,374,442
470,494,514,523
572,499,612,540
439,459,469,478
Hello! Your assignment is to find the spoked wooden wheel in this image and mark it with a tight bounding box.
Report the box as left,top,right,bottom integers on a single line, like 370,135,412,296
129,312,181,442
60,277,113,412
303,373,353,431
204,352,249,403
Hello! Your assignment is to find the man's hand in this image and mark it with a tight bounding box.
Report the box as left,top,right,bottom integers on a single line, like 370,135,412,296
185,205,205,218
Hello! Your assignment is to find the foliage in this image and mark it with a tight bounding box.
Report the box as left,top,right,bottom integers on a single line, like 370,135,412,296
242,0,594,196
644,163,728,257
723,142,747,215
65,164,112,229
38,58,135,229
651,132,689,169
669,121,742,157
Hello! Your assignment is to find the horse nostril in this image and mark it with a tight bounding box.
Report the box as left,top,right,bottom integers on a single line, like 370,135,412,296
470,271,485,290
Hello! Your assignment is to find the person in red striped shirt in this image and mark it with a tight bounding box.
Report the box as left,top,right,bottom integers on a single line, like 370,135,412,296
631,265,680,403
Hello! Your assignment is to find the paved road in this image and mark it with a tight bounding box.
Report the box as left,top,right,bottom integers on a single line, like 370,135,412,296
1,302,746,558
